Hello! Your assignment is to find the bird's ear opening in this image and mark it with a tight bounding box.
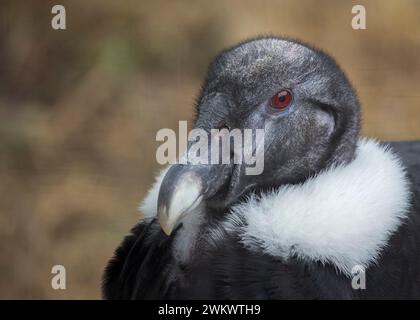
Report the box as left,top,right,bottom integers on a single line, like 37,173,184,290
321,102,360,167
317,102,339,129
311,102,338,141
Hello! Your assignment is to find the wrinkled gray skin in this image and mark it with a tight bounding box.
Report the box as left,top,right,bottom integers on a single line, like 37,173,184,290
158,37,361,232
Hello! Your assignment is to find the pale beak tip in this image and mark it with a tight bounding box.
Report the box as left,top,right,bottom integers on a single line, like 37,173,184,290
156,168,204,236
158,207,174,236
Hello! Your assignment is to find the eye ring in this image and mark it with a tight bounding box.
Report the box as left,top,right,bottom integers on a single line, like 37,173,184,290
270,89,293,110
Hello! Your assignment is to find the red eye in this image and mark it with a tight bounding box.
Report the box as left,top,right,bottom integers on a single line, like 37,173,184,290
271,90,292,109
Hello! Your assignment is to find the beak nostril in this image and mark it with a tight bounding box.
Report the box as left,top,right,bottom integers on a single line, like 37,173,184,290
212,124,238,164
218,123,230,131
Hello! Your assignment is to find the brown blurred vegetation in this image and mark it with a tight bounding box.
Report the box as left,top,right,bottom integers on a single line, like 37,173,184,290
0,0,419,299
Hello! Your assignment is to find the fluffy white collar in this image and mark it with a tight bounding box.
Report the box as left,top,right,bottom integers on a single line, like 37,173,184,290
141,139,411,276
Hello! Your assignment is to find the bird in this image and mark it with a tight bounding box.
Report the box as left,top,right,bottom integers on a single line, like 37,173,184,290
102,37,420,299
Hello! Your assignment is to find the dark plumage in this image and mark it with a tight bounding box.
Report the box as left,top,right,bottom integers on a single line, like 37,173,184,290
103,37,420,299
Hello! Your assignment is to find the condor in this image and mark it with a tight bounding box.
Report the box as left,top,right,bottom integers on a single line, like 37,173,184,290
103,37,420,299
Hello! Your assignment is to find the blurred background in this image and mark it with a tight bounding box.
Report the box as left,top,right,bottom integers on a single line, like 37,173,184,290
0,0,419,299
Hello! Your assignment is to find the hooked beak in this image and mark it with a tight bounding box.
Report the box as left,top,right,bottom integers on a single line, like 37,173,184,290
157,111,267,235
157,164,230,235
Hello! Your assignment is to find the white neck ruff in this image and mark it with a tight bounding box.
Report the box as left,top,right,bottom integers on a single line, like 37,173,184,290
141,138,411,276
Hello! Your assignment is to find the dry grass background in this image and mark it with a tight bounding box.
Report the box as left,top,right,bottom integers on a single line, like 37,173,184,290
0,0,419,299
